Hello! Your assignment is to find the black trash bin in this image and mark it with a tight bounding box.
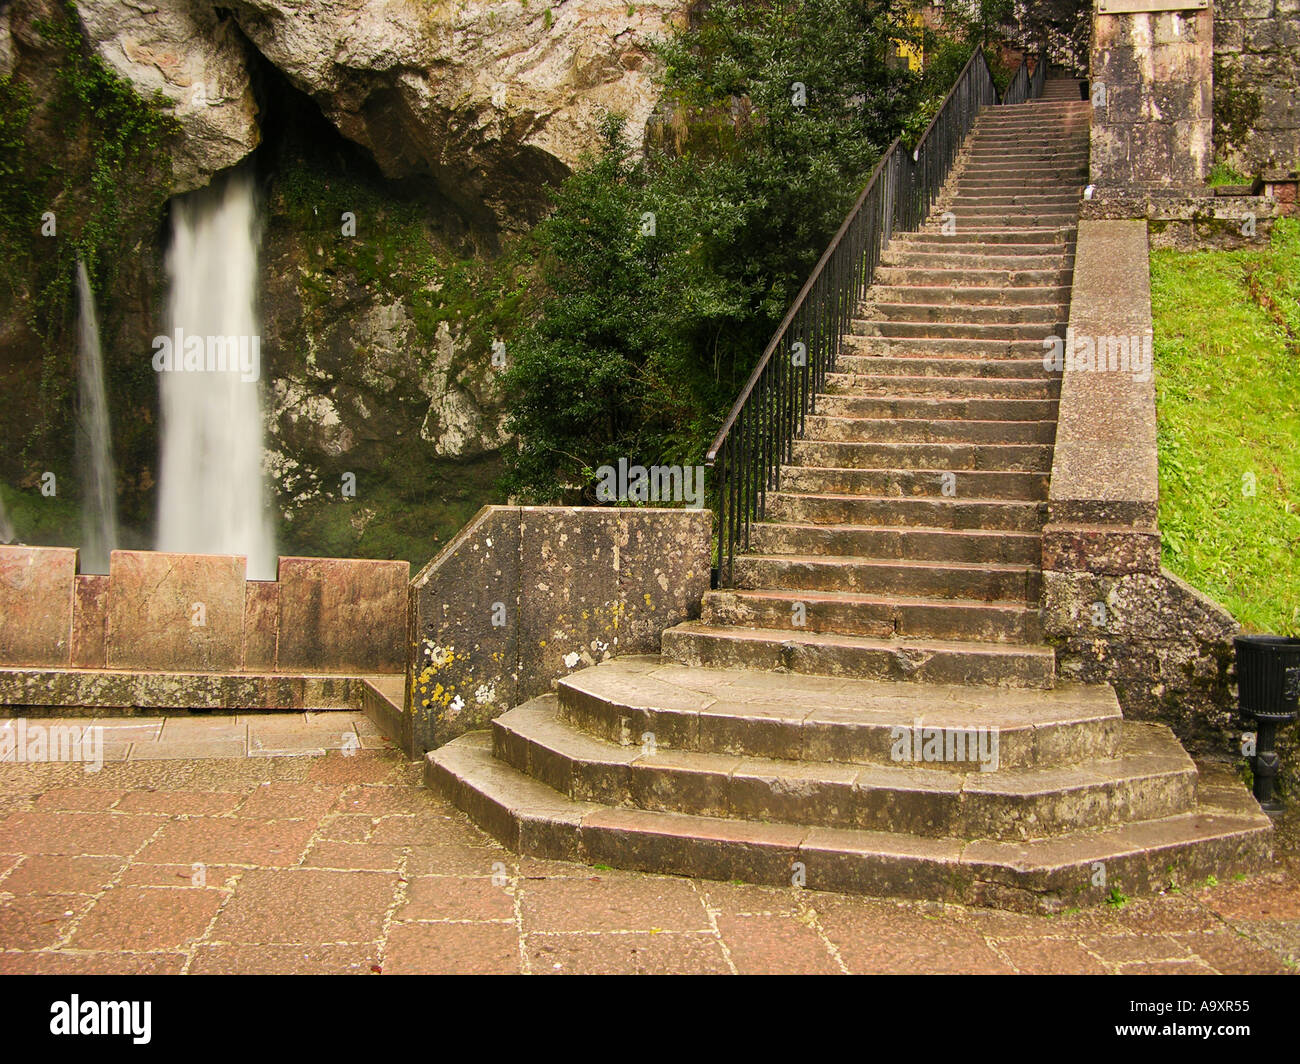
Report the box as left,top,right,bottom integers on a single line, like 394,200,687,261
1234,635,1300,813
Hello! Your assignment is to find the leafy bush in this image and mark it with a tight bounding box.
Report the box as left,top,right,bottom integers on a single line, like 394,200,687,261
502,0,946,502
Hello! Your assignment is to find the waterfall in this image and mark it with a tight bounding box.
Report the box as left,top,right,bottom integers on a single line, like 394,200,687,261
156,168,277,580
0,493,13,544
75,259,119,574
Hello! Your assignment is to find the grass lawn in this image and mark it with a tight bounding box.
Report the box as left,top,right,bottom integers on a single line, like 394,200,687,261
1149,217,1300,634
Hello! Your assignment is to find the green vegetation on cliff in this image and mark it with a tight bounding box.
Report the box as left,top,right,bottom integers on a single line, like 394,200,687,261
0,0,178,523
1150,218,1300,634
502,0,986,501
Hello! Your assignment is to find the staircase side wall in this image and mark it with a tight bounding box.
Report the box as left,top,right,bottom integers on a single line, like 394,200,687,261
407,505,711,756
1042,219,1279,779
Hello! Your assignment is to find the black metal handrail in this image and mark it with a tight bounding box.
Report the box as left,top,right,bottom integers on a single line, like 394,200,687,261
1002,51,1048,106
705,47,999,587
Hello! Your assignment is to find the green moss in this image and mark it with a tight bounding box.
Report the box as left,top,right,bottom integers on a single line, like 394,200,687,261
0,0,178,485
0,481,80,547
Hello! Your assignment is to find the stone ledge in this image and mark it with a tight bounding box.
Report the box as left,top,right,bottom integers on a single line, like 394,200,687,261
1047,218,1159,573
0,667,401,712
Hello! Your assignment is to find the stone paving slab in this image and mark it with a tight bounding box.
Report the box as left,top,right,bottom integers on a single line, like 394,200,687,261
0,712,1295,975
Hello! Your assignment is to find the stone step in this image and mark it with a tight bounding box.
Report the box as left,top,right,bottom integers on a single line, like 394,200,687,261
897,228,1074,246
428,737,1268,913
961,149,1089,163
834,355,1055,379
556,659,1119,769
842,335,1063,359
956,176,1085,192
967,129,1089,144
958,163,1088,179
492,699,1199,840
879,250,1073,272
972,121,1090,135
731,553,1041,601
779,465,1050,501
790,436,1054,470
866,302,1067,325
802,412,1056,443
942,211,1080,230
870,284,1071,307
961,144,1087,158
822,374,1060,400
662,622,1056,687
812,394,1058,422
873,266,1072,288
747,521,1042,565
702,587,1043,643
851,320,1065,342
766,492,1046,531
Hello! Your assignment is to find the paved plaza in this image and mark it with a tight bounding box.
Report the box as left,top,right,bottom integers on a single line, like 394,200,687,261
0,712,1296,975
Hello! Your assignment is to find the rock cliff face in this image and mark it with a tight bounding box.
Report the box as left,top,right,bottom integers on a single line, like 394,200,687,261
0,0,691,564
76,0,690,227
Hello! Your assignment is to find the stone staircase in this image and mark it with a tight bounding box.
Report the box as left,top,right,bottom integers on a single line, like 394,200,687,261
428,82,1272,911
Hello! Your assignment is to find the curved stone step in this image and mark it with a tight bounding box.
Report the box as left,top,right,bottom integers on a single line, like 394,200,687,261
556,659,1118,768
492,697,1199,840
660,622,1056,688
426,734,1269,913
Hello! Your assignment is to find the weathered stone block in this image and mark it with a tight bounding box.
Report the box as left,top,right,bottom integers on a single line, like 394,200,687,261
403,505,712,757
0,546,76,666
243,580,279,670
411,508,522,753
518,507,624,689
276,557,409,673
618,509,711,648
71,574,109,668
105,550,246,671
1042,525,1161,575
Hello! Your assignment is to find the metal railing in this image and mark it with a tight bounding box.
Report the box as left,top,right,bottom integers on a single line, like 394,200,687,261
1001,51,1048,106
705,47,1000,587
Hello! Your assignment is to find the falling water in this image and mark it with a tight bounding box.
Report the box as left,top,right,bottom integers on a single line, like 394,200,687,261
75,259,119,574
0,493,13,544
156,169,276,579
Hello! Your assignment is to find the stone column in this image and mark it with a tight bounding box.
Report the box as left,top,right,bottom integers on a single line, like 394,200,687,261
1091,2,1215,189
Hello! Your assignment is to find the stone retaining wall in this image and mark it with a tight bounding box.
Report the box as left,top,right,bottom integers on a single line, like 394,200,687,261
1214,0,1300,176
0,546,408,674
405,505,711,757
1045,218,1296,788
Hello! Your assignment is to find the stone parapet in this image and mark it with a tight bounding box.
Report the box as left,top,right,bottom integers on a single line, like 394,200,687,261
1044,219,1263,776
405,506,711,757
0,545,408,674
